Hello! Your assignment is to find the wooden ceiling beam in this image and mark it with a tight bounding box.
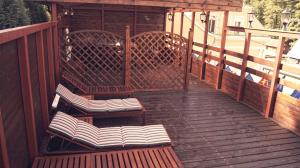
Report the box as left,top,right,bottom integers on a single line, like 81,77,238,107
26,0,243,12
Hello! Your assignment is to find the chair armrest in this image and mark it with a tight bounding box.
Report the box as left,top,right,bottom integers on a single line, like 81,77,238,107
52,94,61,109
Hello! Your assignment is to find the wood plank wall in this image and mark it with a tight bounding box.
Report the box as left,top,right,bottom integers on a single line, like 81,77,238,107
0,41,30,168
61,5,165,36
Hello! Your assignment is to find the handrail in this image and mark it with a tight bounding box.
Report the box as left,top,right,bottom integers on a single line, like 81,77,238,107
0,21,57,44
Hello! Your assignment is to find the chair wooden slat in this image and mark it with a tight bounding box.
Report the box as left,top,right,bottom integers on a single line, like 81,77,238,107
153,149,167,168
117,152,125,168
137,150,149,168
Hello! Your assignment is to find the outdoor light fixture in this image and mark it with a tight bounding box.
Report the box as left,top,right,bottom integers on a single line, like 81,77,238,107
281,8,291,31
247,9,255,28
70,8,74,16
168,12,174,21
200,11,207,23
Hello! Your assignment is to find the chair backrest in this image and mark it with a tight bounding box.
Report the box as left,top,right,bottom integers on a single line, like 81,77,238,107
56,84,88,106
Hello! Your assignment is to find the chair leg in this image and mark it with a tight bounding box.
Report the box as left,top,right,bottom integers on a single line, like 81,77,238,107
142,113,146,125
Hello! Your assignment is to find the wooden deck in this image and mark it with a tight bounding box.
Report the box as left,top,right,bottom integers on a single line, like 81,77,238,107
92,79,300,168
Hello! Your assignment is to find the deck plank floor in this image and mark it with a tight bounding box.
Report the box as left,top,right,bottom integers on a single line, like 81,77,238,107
93,80,300,168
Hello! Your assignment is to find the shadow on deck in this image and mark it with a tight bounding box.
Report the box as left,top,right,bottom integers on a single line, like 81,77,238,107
93,79,300,168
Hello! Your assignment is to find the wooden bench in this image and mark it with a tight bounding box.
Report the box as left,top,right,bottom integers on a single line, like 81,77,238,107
32,147,183,168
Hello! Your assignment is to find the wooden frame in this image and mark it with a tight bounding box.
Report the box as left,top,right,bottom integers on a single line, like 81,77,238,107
0,109,10,168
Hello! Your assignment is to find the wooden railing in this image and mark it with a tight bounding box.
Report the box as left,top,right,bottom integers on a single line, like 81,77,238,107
0,21,57,166
190,26,300,136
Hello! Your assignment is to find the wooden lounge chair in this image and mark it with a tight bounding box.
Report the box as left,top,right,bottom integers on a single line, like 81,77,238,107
52,84,145,122
32,147,184,168
48,112,171,151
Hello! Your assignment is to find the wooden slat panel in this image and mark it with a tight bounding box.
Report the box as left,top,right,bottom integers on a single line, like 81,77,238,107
246,67,272,80
221,71,239,98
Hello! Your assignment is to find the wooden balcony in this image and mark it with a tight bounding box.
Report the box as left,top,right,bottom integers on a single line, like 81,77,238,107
1,1,300,168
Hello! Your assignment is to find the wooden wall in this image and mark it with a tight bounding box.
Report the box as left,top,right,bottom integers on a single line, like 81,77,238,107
273,93,300,135
0,41,30,168
221,71,239,98
204,64,218,85
61,4,165,36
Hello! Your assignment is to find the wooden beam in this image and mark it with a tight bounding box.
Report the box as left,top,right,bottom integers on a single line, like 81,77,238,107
0,22,56,44
36,31,49,132
189,11,196,73
265,36,286,118
216,11,229,89
237,32,252,102
47,28,56,98
0,109,10,168
101,4,105,30
184,29,194,90
179,12,184,37
28,0,243,12
200,11,210,80
163,9,167,31
171,12,175,34
17,36,39,163
124,25,131,86
51,3,60,85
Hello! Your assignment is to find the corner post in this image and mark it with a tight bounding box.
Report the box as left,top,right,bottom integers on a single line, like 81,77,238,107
237,32,251,102
265,36,285,118
189,12,196,73
36,31,49,132
200,11,210,80
184,29,194,90
51,3,60,85
18,36,39,163
47,27,56,98
124,25,131,87
179,12,184,37
171,10,175,34
216,11,229,89
0,109,10,168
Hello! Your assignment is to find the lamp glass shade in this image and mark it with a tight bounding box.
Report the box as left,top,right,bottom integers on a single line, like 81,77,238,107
281,9,291,24
200,12,206,23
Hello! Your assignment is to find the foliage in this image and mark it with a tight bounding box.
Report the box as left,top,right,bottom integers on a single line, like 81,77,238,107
0,0,31,29
0,0,49,30
245,0,299,31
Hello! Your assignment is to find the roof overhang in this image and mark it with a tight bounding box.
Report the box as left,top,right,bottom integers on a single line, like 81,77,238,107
26,0,243,12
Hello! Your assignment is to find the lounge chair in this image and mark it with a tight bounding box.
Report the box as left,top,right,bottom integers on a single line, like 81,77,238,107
48,112,171,150
52,84,145,121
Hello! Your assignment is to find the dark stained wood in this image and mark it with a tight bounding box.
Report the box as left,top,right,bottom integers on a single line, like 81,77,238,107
17,36,39,162
0,109,10,168
200,11,210,80
216,11,229,89
184,29,194,90
265,36,285,118
237,32,251,102
52,3,60,85
221,71,239,98
36,31,49,132
179,12,184,37
29,0,243,12
33,147,182,168
46,28,56,98
125,25,131,87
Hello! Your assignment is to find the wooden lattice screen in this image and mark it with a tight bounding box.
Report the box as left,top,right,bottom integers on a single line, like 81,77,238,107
61,30,125,86
61,30,188,91
129,32,188,90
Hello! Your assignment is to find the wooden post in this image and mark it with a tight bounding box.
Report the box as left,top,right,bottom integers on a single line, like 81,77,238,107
36,31,49,132
200,11,210,80
265,36,285,118
51,3,60,85
47,27,56,98
184,29,194,90
179,12,184,37
216,11,229,89
163,9,167,31
171,12,175,34
189,12,196,73
101,5,105,30
17,36,39,163
0,109,10,168
237,32,252,102
124,25,131,86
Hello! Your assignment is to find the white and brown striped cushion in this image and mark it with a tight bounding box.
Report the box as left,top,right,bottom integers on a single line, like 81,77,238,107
49,112,171,148
56,84,76,103
106,99,126,112
49,112,78,138
122,98,143,111
73,121,99,147
88,100,108,112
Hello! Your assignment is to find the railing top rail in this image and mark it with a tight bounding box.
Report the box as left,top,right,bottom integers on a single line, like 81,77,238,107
0,21,57,44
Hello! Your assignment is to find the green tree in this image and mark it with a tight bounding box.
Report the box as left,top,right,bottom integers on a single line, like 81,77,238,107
26,2,50,24
289,2,300,32
0,0,31,29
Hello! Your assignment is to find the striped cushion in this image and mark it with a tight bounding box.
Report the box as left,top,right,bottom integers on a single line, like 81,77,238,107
74,121,99,147
98,127,123,147
88,100,108,112
49,112,78,138
106,99,126,112
144,125,171,144
56,84,76,103
122,98,143,111
122,126,148,146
